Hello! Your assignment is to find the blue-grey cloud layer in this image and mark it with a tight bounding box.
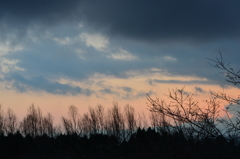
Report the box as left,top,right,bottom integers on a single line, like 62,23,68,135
0,0,240,96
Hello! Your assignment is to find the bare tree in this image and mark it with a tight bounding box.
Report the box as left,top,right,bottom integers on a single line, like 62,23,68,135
20,104,43,137
147,79,240,155
124,104,137,137
106,102,125,140
147,88,223,139
0,105,5,135
61,105,83,135
80,113,91,136
68,105,79,133
207,53,240,105
5,108,18,134
95,104,105,134
88,106,100,134
42,113,55,137
62,117,74,135
207,52,240,86
207,53,240,142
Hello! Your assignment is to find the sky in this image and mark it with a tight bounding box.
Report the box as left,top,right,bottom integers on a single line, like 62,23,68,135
0,0,240,123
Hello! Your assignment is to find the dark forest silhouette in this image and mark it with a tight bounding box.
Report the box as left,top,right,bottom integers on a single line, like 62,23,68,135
0,53,239,158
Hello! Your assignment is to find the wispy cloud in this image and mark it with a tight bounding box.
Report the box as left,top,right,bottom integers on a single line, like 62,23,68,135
6,73,93,96
107,48,138,61
163,56,177,62
0,41,24,55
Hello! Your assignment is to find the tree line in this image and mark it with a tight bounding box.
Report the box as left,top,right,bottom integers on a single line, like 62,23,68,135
0,103,150,139
0,101,239,158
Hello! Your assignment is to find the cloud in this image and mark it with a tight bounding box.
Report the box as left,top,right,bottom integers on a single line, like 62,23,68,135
100,88,115,95
6,73,93,96
148,79,215,86
120,86,133,93
107,48,138,61
0,0,239,97
80,33,109,51
137,90,155,98
194,86,206,94
80,0,240,42
1,0,240,43
0,58,23,73
0,1,81,25
0,41,24,55
53,37,71,45
163,56,177,62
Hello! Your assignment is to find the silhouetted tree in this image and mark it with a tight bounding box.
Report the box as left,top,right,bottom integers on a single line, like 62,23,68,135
88,106,99,134
68,105,79,133
42,113,55,137
124,104,137,138
0,105,5,135
62,117,74,135
106,102,125,140
207,53,240,151
20,104,43,137
5,108,18,134
79,113,91,136
95,104,105,134
147,88,223,140
146,53,240,154
61,105,81,135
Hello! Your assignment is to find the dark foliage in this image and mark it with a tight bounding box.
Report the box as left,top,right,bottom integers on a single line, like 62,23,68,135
0,127,239,159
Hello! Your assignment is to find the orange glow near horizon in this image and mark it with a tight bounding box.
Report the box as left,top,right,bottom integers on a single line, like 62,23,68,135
0,77,239,125
0,68,239,126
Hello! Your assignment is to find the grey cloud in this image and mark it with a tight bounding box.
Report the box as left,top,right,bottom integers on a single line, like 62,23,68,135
149,79,215,85
99,88,115,95
0,1,82,43
194,86,206,94
80,0,240,42
6,38,239,93
148,76,238,89
148,79,155,86
1,0,240,94
137,90,155,98
1,0,240,43
8,40,146,80
6,73,92,96
0,1,81,24
119,86,133,93
97,85,154,99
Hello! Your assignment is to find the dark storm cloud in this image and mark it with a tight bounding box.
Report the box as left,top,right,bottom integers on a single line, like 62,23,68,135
6,73,93,96
1,0,240,42
80,0,240,42
0,0,82,42
0,0,81,23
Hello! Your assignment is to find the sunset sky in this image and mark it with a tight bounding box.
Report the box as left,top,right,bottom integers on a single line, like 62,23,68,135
0,0,240,123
